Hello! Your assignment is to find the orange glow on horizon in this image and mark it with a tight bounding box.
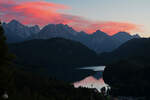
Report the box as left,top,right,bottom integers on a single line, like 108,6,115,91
0,0,141,35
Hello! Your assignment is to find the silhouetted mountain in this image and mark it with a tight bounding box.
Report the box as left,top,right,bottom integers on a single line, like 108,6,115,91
4,20,140,53
81,30,110,52
102,38,150,96
79,31,140,53
99,38,149,64
132,34,140,38
0,22,105,100
31,24,140,53
32,24,77,39
2,20,40,43
111,32,140,45
93,30,109,37
9,38,98,81
112,32,132,42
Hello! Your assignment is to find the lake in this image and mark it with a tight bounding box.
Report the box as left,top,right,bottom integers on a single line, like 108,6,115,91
73,66,108,91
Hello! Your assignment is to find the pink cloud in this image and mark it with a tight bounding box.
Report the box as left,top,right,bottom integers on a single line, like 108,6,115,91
0,0,141,35
72,21,141,35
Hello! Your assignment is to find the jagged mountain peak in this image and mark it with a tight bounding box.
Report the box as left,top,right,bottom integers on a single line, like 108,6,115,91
9,19,19,23
4,19,141,53
113,31,141,39
39,23,77,36
78,31,88,35
3,20,40,42
113,31,130,36
132,34,141,38
8,19,22,26
33,25,40,28
112,31,132,40
30,25,40,30
95,30,103,32
92,30,108,37
111,31,139,46
44,23,74,31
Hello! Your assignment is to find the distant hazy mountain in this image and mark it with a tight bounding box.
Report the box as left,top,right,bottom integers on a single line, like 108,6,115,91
111,31,140,45
4,20,140,53
32,24,77,39
31,23,140,53
2,20,40,43
9,38,98,81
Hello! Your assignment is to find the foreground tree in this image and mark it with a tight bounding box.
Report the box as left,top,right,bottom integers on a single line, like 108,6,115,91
0,21,15,99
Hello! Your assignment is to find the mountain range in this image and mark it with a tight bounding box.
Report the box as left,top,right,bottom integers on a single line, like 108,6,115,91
2,20,40,43
3,19,150,91
3,20,140,53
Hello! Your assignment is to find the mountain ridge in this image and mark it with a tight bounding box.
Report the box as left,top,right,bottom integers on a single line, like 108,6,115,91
4,19,140,53
9,37,98,81
2,20,40,43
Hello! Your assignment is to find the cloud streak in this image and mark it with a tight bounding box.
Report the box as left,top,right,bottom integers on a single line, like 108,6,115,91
0,0,141,35
74,21,141,35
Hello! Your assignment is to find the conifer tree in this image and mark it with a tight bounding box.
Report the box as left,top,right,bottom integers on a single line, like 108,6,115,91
0,21,14,92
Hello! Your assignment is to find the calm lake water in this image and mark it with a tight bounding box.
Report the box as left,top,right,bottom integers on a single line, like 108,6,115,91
73,66,108,91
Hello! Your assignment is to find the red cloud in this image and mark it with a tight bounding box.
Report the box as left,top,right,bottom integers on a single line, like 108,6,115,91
0,0,141,35
72,21,141,35
0,0,71,25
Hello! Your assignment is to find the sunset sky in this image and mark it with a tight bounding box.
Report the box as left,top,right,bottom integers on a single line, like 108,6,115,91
0,0,150,37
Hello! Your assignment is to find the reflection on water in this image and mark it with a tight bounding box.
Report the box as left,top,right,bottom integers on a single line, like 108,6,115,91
79,66,105,71
73,66,108,91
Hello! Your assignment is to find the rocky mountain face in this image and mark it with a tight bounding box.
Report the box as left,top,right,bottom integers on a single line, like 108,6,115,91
2,20,40,43
4,20,140,53
31,24,77,40
32,24,140,53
